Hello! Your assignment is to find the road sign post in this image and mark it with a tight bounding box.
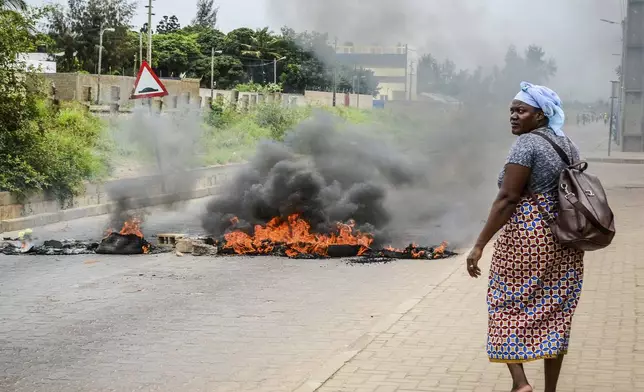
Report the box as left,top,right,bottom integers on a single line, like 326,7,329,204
131,61,169,192
131,61,168,100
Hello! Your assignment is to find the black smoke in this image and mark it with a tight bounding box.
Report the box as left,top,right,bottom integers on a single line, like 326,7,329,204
201,114,423,246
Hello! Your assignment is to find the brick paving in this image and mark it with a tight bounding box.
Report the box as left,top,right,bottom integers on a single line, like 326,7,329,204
314,126,644,392
317,190,644,391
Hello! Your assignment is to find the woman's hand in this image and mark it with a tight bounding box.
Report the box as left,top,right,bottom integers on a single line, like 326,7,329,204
466,246,483,278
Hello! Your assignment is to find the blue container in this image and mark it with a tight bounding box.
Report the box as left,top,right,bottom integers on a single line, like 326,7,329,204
372,99,386,109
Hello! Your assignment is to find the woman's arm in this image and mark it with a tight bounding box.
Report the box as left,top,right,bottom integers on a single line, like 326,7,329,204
473,163,532,249
467,163,531,278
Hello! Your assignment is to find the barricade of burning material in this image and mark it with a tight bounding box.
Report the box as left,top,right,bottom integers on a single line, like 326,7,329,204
211,214,456,261
97,216,153,255
216,214,373,258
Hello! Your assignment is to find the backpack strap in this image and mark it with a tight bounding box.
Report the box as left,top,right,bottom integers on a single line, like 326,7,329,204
532,130,572,166
565,191,614,235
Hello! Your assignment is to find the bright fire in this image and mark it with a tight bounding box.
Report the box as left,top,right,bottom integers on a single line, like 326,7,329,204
223,214,374,258
385,241,448,259
106,217,149,254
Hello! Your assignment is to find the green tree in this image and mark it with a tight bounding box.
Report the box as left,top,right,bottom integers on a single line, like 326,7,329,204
524,45,557,84
336,66,379,96
194,26,225,53
45,0,137,73
241,27,281,59
196,55,246,88
0,0,26,10
152,31,203,77
0,8,108,199
277,26,335,93
156,15,180,34
494,44,557,100
193,0,218,29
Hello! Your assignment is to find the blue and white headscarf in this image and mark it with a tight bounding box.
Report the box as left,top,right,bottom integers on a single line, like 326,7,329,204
514,81,566,137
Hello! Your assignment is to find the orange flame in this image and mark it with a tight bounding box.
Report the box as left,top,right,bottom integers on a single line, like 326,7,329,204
119,217,144,238
433,241,448,259
105,217,149,254
223,214,373,257
384,241,448,259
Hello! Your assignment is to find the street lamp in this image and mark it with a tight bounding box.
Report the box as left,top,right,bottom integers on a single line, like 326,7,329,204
600,18,620,25
97,26,115,104
600,17,625,149
273,56,286,84
211,48,223,100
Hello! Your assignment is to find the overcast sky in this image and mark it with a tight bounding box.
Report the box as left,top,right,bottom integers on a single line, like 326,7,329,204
31,0,626,101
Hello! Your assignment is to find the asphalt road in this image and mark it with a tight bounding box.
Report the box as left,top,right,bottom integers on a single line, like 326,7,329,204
0,248,459,392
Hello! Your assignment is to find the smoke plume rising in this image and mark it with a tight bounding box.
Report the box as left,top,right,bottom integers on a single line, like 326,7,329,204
105,102,204,230
201,106,511,249
267,0,623,101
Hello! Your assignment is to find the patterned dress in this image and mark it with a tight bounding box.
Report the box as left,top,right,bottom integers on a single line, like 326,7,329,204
488,128,585,363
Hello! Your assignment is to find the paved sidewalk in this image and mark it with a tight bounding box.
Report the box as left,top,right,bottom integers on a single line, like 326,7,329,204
567,123,644,163
314,188,644,392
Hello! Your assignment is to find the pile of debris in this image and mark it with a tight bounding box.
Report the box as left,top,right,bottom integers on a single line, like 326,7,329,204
1,239,98,256
160,234,218,257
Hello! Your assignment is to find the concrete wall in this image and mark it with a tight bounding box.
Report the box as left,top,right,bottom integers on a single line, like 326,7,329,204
0,164,242,233
303,91,374,109
198,89,373,110
42,73,201,106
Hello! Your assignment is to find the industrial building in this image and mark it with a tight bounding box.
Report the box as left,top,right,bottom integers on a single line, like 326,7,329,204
334,43,416,101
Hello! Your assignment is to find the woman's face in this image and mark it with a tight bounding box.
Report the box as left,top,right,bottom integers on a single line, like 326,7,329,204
509,100,545,135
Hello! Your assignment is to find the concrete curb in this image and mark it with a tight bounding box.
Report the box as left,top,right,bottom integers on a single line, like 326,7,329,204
586,157,644,164
0,186,223,234
292,253,467,392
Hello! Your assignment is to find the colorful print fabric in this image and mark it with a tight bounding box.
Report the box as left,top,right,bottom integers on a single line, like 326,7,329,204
487,194,585,363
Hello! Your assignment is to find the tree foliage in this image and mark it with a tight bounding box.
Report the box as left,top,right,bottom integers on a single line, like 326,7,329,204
0,7,109,199
1,0,26,11
193,0,218,29
417,44,558,103
45,0,136,74
156,15,180,34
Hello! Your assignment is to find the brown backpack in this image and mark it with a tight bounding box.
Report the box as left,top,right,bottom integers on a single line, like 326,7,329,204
529,131,615,251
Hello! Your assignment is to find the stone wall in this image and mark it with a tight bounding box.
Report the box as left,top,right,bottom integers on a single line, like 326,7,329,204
0,164,242,233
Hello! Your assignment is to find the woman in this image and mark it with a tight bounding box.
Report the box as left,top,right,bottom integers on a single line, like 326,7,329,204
467,82,585,392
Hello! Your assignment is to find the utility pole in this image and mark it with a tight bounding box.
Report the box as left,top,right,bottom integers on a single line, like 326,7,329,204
210,48,222,100
332,37,338,107
404,44,409,100
211,47,215,100
145,0,153,65
139,30,143,67
608,80,620,156
273,58,277,84
408,61,415,101
272,56,286,84
352,64,357,107
357,67,361,109
96,25,114,104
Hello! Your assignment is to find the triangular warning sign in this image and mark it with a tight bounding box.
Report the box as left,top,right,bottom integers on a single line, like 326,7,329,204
131,61,169,99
